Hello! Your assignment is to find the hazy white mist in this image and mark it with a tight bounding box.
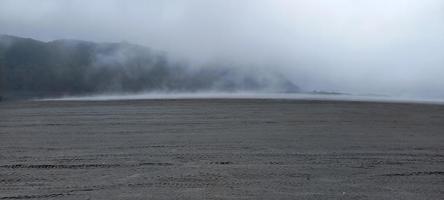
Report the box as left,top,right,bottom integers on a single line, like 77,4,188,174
1,0,443,98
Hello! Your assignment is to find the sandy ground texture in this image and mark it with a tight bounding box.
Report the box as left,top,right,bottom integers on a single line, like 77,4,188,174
0,99,443,200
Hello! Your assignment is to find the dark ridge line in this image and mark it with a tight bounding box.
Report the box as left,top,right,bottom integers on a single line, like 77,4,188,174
0,193,67,199
0,179,221,200
381,171,444,177
0,162,173,169
209,161,233,165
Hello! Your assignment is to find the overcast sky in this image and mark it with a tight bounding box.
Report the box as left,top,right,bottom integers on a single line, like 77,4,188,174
1,0,443,98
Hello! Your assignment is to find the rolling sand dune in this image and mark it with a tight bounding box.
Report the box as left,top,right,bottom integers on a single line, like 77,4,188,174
0,99,443,199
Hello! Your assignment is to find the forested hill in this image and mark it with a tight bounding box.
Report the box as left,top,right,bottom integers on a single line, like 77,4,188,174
0,35,299,100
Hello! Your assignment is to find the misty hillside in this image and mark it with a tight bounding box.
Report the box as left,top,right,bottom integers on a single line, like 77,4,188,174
0,35,299,100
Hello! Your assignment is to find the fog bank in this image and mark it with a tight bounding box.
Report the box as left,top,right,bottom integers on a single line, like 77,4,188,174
1,0,444,98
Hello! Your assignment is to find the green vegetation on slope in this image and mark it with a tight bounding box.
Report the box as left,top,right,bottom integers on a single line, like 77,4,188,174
0,35,299,100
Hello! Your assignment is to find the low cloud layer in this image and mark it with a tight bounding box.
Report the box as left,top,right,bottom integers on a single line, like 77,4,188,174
0,35,299,99
1,0,443,98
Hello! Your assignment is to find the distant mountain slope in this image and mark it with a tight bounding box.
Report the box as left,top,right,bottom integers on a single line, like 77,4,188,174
0,35,299,100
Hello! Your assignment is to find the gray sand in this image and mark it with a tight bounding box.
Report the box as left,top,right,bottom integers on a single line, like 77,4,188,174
0,99,443,199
